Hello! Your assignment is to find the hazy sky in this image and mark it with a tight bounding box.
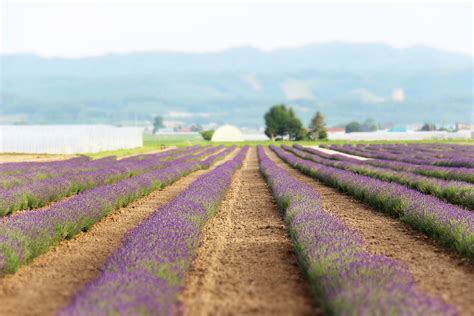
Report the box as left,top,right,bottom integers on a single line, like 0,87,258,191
2,0,472,57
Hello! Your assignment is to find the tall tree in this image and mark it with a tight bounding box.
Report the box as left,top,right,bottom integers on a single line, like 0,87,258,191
152,116,164,134
264,104,304,140
309,111,328,140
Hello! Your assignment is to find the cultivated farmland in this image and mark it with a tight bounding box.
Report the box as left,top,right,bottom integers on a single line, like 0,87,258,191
0,144,473,315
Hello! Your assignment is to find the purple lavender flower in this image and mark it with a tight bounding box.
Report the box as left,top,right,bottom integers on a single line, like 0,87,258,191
326,144,474,168
0,146,237,275
271,145,474,260
61,146,249,315
298,144,474,184
0,146,220,216
288,145,474,210
259,145,457,315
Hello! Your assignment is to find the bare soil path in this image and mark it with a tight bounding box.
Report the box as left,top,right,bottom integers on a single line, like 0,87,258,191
0,149,235,316
0,153,76,163
311,146,370,160
266,148,474,315
181,147,321,316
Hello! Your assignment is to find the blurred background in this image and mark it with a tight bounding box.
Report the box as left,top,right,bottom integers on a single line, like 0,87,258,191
0,0,473,150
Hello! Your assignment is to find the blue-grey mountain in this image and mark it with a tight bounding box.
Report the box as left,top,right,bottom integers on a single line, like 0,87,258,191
1,42,472,127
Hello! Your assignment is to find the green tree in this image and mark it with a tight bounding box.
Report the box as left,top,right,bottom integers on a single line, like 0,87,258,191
152,116,164,134
200,130,214,141
264,104,304,140
309,111,328,140
345,121,361,133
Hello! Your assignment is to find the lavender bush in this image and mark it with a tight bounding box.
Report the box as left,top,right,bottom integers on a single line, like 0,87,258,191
0,156,91,176
61,146,249,315
0,146,217,216
258,146,456,315
0,156,106,189
297,144,474,184
287,145,474,210
0,146,235,275
325,144,474,168
271,145,474,260
0,146,204,190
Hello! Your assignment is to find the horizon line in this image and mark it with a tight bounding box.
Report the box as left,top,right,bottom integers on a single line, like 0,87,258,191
2,41,473,60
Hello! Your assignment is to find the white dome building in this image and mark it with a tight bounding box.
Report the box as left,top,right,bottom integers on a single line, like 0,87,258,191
211,124,244,142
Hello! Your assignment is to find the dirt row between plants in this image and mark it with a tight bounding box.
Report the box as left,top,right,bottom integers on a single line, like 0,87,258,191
0,153,76,163
266,148,474,315
181,147,321,315
312,146,370,160
0,148,236,316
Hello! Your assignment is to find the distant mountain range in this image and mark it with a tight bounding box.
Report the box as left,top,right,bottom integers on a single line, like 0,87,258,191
1,42,472,127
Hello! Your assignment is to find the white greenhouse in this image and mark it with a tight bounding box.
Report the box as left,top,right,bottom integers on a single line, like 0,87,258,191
0,125,143,154
211,125,244,142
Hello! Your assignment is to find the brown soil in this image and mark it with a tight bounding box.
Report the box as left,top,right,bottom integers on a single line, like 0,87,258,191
181,147,321,316
311,146,370,160
266,148,474,315
0,149,236,316
0,154,76,163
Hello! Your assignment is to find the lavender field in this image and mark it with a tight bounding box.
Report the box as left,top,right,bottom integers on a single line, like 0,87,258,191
2,2,472,314
0,143,473,315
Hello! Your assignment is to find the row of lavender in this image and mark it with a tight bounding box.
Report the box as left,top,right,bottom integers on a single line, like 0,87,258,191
0,146,211,216
0,156,91,175
304,145,474,184
339,144,474,159
258,146,455,315
271,145,474,260
0,156,100,189
0,146,207,189
366,144,474,159
323,144,474,168
333,144,474,161
287,145,474,210
61,146,249,315
0,146,236,275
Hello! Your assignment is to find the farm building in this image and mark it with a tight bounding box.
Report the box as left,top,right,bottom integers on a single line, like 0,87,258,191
0,125,143,154
211,124,244,142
